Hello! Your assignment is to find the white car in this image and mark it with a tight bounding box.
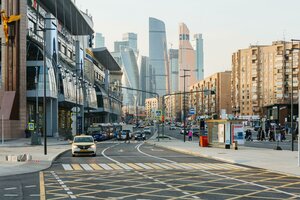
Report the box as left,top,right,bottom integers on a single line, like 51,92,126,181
72,135,97,157
143,127,152,134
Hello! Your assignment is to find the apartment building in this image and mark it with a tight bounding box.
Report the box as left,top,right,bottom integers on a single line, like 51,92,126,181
232,41,300,124
145,98,158,119
189,71,232,118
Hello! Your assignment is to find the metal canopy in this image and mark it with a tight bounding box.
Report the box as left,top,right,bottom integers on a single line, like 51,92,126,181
92,47,121,71
37,0,94,35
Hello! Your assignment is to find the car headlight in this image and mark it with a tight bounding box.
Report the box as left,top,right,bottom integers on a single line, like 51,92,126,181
72,145,78,148
91,144,96,148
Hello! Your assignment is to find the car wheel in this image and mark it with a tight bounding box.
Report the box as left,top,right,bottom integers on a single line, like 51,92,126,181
93,153,96,157
72,154,75,157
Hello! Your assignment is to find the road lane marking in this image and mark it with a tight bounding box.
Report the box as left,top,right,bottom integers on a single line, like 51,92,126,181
51,171,76,199
202,169,300,198
90,164,103,170
39,172,46,200
71,164,83,170
80,164,93,171
144,163,163,169
101,143,120,163
126,163,143,170
99,164,113,170
153,163,172,169
4,194,18,196
4,187,17,190
108,163,122,170
163,163,184,169
117,163,133,170
25,185,37,188
136,143,176,163
136,163,153,170
62,164,73,170
60,162,249,171
30,194,40,197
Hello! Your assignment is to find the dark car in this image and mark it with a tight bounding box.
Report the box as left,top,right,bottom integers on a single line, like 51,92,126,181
134,131,146,141
91,132,107,142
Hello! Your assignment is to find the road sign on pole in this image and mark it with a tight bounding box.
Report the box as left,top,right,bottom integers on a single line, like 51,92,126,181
28,123,35,131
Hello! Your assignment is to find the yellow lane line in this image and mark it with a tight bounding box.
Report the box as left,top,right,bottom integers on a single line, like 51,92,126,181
108,163,122,170
90,164,103,170
126,163,143,170
71,164,83,170
39,172,46,200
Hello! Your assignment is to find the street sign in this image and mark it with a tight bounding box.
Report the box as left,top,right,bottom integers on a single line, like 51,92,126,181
189,108,195,115
28,122,35,131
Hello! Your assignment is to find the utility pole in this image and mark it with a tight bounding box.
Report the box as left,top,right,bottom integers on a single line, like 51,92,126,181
180,69,190,142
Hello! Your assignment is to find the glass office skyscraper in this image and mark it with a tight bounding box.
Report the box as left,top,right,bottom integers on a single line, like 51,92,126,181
194,34,204,80
149,17,168,97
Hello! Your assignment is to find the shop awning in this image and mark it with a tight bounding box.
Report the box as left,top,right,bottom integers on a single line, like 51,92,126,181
92,48,121,71
38,0,94,35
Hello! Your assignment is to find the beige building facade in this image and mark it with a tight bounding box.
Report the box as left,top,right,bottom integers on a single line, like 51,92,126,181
145,98,158,119
232,41,300,124
189,71,232,118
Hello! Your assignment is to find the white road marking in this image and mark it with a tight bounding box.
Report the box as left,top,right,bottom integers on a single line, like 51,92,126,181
192,196,200,199
4,194,18,196
80,164,93,171
4,187,17,190
99,164,113,170
117,163,133,170
52,171,76,199
136,143,176,163
25,185,36,188
30,194,40,197
136,163,153,170
153,163,172,169
62,164,73,170
101,143,120,163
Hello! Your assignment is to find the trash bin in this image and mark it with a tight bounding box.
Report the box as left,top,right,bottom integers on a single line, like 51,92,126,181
199,136,208,147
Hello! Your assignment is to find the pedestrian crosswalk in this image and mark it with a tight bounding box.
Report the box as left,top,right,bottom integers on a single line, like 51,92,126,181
61,163,248,171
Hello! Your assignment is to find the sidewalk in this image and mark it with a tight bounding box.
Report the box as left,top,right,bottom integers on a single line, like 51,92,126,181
147,134,300,177
0,138,70,177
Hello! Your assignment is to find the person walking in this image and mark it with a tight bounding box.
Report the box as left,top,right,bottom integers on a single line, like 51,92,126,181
188,129,193,141
125,131,130,143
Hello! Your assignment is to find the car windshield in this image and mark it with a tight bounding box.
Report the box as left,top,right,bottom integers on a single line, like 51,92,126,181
74,137,94,143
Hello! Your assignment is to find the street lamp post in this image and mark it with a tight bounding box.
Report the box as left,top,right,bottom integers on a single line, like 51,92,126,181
180,69,191,142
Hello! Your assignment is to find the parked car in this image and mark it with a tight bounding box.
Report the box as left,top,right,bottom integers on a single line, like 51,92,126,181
91,132,107,142
143,127,152,135
72,135,96,157
169,124,176,130
134,131,146,141
191,128,200,136
119,130,132,140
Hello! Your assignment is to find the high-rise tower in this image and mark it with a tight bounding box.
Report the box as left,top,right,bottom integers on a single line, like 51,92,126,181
194,34,204,80
178,23,196,92
149,17,168,97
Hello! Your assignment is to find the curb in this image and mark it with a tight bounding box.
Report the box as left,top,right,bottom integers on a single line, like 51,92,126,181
0,147,70,177
146,141,300,178
146,141,236,164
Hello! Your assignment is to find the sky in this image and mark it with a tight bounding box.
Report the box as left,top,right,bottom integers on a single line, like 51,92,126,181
76,0,300,77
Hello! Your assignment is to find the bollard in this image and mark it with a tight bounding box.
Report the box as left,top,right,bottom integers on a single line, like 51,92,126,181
233,141,238,150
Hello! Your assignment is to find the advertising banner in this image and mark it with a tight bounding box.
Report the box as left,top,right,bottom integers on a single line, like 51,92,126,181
231,124,245,145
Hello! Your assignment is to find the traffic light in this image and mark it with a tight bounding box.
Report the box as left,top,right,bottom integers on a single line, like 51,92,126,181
88,34,94,48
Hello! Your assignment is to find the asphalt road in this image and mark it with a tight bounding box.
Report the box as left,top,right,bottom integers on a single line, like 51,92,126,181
1,129,300,200
41,132,300,200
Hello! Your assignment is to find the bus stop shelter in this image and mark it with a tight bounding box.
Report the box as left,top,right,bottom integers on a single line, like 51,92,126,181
206,119,245,149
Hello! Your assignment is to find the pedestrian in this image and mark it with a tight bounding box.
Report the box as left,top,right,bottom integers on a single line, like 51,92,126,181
125,131,130,143
257,127,261,141
188,129,193,141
